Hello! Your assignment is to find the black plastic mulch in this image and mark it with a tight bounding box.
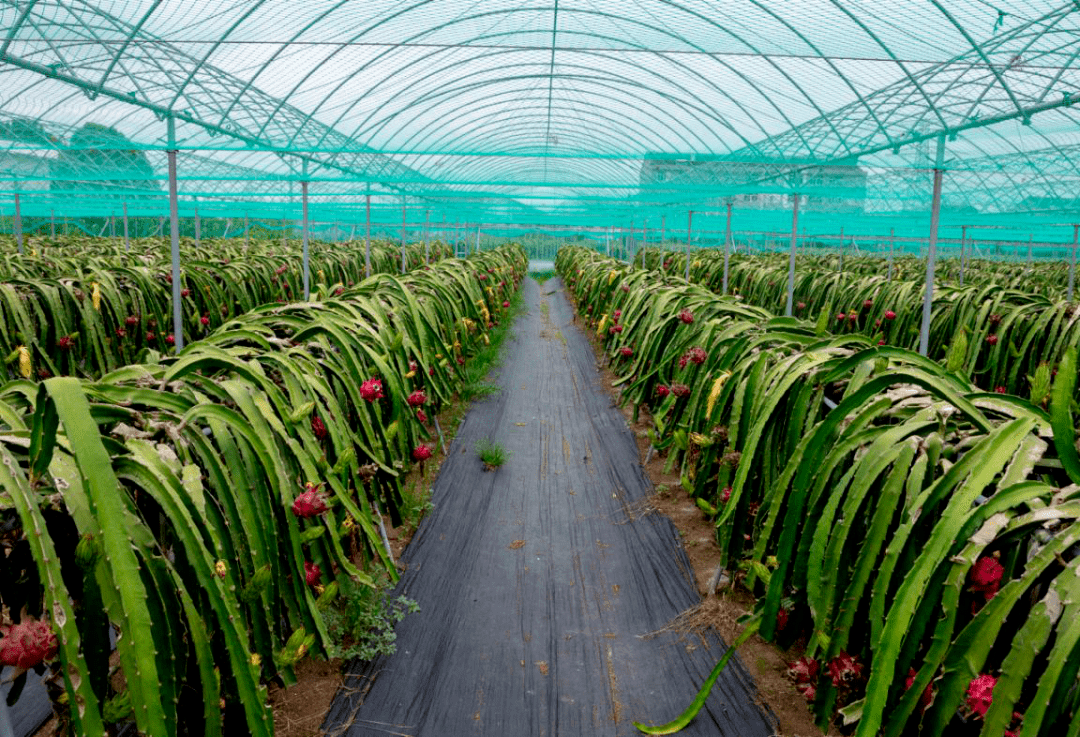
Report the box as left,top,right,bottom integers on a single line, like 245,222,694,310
323,277,777,737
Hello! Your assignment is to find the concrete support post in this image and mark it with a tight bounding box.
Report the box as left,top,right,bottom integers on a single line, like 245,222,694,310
685,210,693,281
786,194,799,317
167,117,184,351
723,199,733,295
301,179,310,300
919,135,946,357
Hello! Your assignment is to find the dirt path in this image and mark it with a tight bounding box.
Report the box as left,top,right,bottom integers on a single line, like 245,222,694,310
323,277,777,737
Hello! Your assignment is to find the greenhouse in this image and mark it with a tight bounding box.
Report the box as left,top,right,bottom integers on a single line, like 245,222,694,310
2,2,1080,736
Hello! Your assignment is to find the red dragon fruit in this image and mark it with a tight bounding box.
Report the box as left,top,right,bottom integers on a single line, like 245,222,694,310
969,555,1004,601
407,389,427,407
671,383,690,398
905,667,934,710
291,484,328,518
619,347,633,358
360,377,384,402
655,384,670,398
0,618,58,670
966,673,997,718
827,652,863,687
416,409,428,424
677,308,694,324
304,561,322,586
311,414,328,441
884,310,896,320
684,346,707,365
788,656,818,682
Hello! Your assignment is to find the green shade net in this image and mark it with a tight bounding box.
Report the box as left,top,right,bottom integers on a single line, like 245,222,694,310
1,1,1080,251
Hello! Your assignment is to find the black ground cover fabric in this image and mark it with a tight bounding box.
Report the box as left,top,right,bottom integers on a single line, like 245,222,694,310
323,277,777,736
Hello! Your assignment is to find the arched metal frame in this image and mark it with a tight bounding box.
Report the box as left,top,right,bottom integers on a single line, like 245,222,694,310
1,0,1080,231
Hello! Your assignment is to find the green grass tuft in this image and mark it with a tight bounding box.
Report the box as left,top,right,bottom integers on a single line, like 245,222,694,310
475,438,510,470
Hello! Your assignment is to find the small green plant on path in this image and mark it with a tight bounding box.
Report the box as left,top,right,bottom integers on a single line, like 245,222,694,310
475,438,509,471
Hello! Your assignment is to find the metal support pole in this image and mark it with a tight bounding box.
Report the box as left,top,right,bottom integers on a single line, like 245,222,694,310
642,220,648,268
959,225,967,285
838,227,844,272
919,135,946,357
661,215,666,248
1069,224,1079,302
685,210,693,281
301,179,310,300
244,213,249,248
282,217,287,249
364,191,372,279
13,193,22,255
123,201,130,250
194,210,200,247
786,194,799,317
723,199,733,295
423,209,430,264
1027,234,1034,266
167,117,184,351
50,208,55,240
401,202,407,274
887,228,895,281
110,213,115,239
475,224,481,254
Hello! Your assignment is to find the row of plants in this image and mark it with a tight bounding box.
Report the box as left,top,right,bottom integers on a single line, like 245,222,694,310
640,249,1075,298
637,247,1080,402
559,245,1080,737
0,245,526,736
0,235,453,382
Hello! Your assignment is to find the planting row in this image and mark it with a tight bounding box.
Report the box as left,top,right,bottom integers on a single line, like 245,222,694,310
638,247,1080,402
0,235,453,381
559,245,1080,737
0,245,526,736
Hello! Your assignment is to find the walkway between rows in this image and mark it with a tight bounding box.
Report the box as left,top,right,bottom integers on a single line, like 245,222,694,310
324,277,776,737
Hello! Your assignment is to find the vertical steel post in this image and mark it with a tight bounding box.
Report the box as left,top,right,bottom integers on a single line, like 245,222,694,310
364,190,372,279
888,228,895,281
1069,224,1079,302
475,224,481,254
50,209,55,239
661,215,666,249
959,225,967,285
194,210,200,247
123,201,130,250
12,193,22,255
167,117,184,351
1028,234,1034,265
401,201,407,274
685,210,693,281
423,209,430,265
301,179,310,300
919,135,946,357
244,213,249,248
723,199,733,295
838,227,844,272
786,194,799,317
110,213,116,239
